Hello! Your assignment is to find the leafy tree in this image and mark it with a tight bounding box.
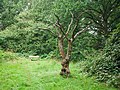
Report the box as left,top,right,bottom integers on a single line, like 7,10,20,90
85,0,120,48
86,0,120,37
0,0,29,30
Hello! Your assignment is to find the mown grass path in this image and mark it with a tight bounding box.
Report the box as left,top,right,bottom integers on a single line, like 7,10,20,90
0,59,117,90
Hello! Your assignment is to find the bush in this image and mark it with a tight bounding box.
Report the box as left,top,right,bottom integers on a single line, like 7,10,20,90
0,9,57,57
83,24,120,88
0,28,56,56
0,50,18,63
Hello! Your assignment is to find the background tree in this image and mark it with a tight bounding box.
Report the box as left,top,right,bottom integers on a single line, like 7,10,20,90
85,0,120,49
0,0,29,30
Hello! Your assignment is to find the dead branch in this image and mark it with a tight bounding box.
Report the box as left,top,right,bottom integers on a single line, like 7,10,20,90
38,27,57,37
66,11,74,35
54,14,70,41
71,25,89,42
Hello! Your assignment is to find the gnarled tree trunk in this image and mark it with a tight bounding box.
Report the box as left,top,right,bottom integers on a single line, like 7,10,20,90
59,38,72,76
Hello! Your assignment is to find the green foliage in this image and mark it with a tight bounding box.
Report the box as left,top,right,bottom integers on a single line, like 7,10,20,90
83,24,120,88
0,0,119,89
0,50,18,63
0,0,28,30
72,32,97,61
84,0,120,49
86,0,120,37
0,3,97,60
0,28,56,56
0,9,57,56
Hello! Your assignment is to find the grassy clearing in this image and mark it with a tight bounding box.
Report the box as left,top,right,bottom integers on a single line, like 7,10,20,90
0,57,117,90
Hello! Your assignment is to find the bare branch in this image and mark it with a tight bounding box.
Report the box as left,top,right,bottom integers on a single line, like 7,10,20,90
71,19,79,38
71,11,88,40
38,27,57,37
55,23,70,41
71,25,89,42
73,29,86,40
66,11,74,35
54,14,70,41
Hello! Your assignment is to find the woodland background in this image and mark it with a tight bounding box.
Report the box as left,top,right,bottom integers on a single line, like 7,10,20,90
0,0,120,89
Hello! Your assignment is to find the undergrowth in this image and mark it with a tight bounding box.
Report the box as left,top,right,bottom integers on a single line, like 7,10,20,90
0,51,117,90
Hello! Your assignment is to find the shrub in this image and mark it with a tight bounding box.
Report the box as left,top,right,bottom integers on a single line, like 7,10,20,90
83,24,120,88
0,28,56,56
0,50,18,63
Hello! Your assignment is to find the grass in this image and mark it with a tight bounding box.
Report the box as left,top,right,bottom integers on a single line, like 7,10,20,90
0,56,117,90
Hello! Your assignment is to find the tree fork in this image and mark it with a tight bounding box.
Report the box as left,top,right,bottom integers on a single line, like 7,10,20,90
60,40,72,76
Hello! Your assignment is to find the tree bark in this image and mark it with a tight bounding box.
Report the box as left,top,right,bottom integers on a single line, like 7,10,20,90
60,40,72,76
58,37,65,59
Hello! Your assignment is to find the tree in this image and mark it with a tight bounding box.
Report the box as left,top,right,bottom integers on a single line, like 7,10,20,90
0,0,29,30
86,0,120,38
39,11,90,76
30,0,91,76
